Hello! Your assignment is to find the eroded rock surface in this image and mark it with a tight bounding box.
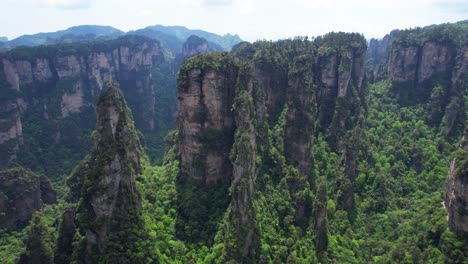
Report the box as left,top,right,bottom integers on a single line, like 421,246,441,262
0,167,56,229
445,127,468,233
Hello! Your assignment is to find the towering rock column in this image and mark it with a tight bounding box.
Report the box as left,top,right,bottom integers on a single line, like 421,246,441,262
445,127,468,233
73,81,146,263
225,63,260,262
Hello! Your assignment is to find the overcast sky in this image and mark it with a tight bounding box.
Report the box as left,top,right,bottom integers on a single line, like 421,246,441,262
1,0,467,41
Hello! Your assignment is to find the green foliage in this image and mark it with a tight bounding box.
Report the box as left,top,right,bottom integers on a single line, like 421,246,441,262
0,229,26,264
315,32,367,57
2,26,468,264
21,212,55,263
177,51,238,91
175,175,230,246
393,20,468,47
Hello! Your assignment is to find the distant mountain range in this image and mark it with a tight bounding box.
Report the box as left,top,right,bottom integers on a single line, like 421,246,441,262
0,24,242,52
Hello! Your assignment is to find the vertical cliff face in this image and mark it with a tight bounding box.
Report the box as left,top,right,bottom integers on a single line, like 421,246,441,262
54,207,76,264
0,35,165,177
182,35,210,57
387,41,456,104
225,63,260,261
71,81,146,262
316,35,366,151
176,34,367,260
284,49,316,176
445,127,468,233
366,29,399,82
177,53,237,185
0,167,56,229
383,25,467,135
0,96,23,166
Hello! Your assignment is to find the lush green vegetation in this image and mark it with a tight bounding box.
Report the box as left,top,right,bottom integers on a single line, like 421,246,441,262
1,81,466,263
0,24,467,263
392,20,468,47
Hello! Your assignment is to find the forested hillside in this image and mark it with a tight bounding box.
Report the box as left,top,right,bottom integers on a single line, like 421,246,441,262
0,21,467,263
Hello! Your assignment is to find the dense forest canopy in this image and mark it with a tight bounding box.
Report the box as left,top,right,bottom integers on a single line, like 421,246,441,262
0,20,467,263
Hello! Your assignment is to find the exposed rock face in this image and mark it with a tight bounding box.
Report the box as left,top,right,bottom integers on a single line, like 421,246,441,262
366,29,399,82
0,167,56,229
226,63,259,261
388,41,455,93
314,183,328,252
317,41,366,152
284,52,316,175
0,99,23,164
54,207,76,264
177,54,237,184
417,42,453,82
73,81,144,262
0,35,163,176
177,34,367,260
384,27,466,135
182,35,210,57
445,127,468,233
387,45,419,83
61,85,84,117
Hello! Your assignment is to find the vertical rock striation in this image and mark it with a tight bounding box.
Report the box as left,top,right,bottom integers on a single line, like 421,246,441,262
0,167,56,229
0,35,164,177
71,81,146,263
383,23,467,135
225,63,260,261
445,126,468,233
176,33,367,260
177,53,237,185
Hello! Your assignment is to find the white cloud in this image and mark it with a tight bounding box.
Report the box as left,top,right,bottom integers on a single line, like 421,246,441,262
193,0,254,15
136,9,153,17
234,0,254,15
36,0,91,9
432,0,468,13
202,0,233,6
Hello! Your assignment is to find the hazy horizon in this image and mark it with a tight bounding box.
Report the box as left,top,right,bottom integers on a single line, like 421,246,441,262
1,0,467,42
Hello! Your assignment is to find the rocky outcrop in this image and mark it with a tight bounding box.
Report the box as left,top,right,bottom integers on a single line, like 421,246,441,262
314,182,328,252
225,63,259,261
0,167,56,229
284,51,316,176
54,207,76,264
176,33,367,260
0,35,164,177
388,41,454,91
445,127,468,233
72,81,145,262
366,29,399,82
387,44,420,83
382,23,467,135
417,42,454,82
178,36,367,185
316,35,366,152
0,98,23,165
177,53,237,185
182,35,210,57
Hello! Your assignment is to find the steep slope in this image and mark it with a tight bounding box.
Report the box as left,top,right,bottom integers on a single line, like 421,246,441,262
59,81,148,263
445,126,468,233
2,24,242,54
147,25,242,50
0,35,174,177
182,35,214,57
1,21,467,264
369,20,467,135
3,25,124,49
0,167,56,229
176,33,367,261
